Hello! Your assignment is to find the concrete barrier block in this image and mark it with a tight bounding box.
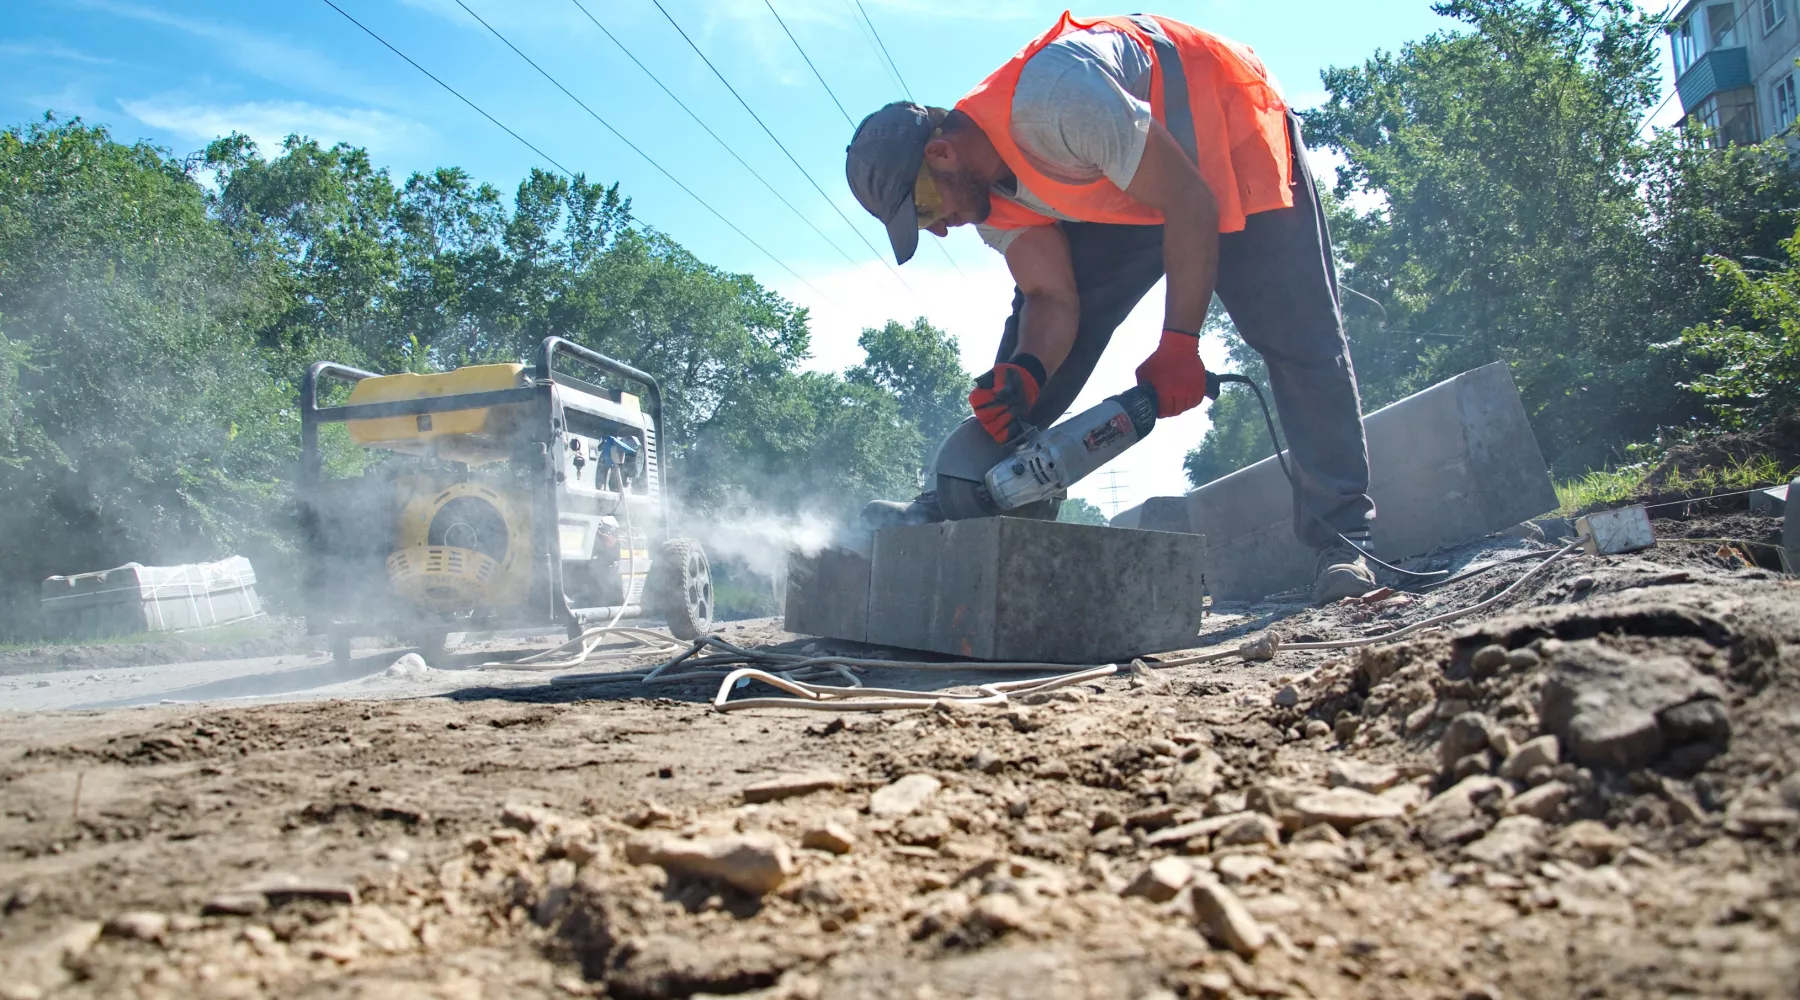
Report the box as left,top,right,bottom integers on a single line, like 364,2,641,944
783,545,872,643
1110,496,1191,533
1785,478,1799,575
864,517,1206,663
1189,362,1558,601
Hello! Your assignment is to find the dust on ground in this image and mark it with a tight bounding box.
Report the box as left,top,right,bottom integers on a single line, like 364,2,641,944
1,516,1797,999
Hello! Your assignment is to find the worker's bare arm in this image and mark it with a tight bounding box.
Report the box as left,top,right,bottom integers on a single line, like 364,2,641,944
1003,224,1080,375
1124,119,1219,335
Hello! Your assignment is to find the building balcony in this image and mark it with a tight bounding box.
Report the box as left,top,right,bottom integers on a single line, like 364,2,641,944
1677,45,1753,112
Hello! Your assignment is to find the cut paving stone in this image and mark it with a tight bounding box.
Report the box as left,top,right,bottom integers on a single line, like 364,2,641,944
862,518,1206,663
784,544,873,644
1185,362,1560,600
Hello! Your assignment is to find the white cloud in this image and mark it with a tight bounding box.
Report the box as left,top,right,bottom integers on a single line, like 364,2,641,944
0,40,116,65
73,0,391,106
121,97,429,154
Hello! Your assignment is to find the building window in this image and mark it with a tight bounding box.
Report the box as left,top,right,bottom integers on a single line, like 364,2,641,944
1708,2,1740,49
1761,0,1788,34
1675,14,1700,75
1776,73,1799,133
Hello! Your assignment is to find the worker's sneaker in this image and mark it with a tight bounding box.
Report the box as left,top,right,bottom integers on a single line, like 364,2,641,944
860,491,944,531
1312,541,1377,605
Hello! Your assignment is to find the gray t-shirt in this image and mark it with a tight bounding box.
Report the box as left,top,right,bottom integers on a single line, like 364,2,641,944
977,27,1154,254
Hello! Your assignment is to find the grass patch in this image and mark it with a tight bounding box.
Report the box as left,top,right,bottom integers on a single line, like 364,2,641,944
1555,453,1799,517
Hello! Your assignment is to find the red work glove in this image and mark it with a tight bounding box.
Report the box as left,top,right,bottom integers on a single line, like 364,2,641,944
969,357,1043,444
1135,329,1211,418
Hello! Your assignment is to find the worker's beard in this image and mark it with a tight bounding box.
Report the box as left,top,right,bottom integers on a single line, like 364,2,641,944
937,166,992,226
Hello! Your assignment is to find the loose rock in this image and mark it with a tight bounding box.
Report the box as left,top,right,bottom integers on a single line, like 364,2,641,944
1293,787,1407,832
102,911,168,942
1440,712,1499,771
1506,781,1572,820
1215,813,1282,849
1191,876,1267,958
742,771,846,804
1540,642,1726,770
1328,759,1400,794
1500,736,1560,782
1463,815,1544,867
868,774,941,818
801,822,855,855
1123,857,1193,903
626,832,796,895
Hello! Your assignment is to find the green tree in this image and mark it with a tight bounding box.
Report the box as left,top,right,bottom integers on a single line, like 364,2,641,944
1677,219,1800,423
1057,497,1110,525
1189,0,1800,481
848,318,970,450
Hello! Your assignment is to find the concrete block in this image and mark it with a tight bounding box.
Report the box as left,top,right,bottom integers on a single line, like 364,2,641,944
1749,483,1788,517
1785,478,1799,575
1110,496,1192,533
783,545,871,643
1189,363,1559,601
864,518,1206,663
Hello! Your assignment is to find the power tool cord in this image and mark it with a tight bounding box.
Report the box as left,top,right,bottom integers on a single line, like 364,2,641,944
1217,373,1452,583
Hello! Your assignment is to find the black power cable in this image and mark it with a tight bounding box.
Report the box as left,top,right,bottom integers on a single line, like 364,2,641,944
852,0,914,100
564,0,863,271
647,0,915,294
444,0,828,300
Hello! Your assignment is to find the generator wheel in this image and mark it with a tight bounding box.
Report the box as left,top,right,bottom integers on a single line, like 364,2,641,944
651,538,713,641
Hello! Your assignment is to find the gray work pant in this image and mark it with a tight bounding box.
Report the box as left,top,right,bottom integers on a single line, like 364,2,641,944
991,114,1375,549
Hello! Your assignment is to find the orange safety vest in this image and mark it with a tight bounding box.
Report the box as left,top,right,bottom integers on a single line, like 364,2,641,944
956,12,1293,235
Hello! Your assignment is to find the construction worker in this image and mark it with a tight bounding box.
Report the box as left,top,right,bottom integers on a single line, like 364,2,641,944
845,12,1378,604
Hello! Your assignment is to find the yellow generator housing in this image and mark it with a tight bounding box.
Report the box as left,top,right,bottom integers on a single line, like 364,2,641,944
298,338,713,663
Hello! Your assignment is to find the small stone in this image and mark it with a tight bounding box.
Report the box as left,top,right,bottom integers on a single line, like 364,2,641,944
1090,808,1124,832
201,893,267,917
1524,765,1556,787
1506,781,1571,820
1727,807,1800,838
742,771,846,804
1463,815,1544,867
1657,700,1731,746
969,894,1027,933
801,822,855,855
1215,853,1276,885
1191,876,1266,958
1328,760,1400,794
625,832,796,895
969,748,1004,774
1273,685,1300,708
1470,644,1509,677
1214,813,1282,849
1452,752,1495,781
1126,804,1181,831
868,774,941,818
897,813,953,849
1123,857,1193,903
103,911,169,942
1506,648,1542,671
1293,787,1406,832
248,875,358,907
1404,705,1435,735
501,802,561,833
1779,774,1800,810
1290,823,1344,845
1500,736,1561,782
1303,719,1332,740
1554,820,1630,866
1440,712,1498,771
1334,716,1361,742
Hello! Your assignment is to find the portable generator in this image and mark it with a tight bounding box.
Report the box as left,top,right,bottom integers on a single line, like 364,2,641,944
298,336,712,663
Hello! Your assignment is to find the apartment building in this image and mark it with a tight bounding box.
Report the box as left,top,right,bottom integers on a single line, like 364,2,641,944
1669,0,1800,145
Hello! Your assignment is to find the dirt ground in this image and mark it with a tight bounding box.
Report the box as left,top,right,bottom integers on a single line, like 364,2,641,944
1,516,1797,1000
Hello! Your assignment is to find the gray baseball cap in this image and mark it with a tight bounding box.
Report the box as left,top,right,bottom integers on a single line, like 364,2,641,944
846,102,944,265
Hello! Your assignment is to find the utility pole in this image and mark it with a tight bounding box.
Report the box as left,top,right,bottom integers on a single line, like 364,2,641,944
1098,469,1131,516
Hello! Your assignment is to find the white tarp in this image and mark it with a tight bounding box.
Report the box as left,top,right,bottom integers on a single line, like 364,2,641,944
41,556,263,637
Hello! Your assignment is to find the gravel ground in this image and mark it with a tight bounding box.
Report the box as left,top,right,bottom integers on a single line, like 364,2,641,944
1,520,1796,999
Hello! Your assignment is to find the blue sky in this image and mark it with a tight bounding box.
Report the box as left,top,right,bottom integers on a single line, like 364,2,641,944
2,0,1683,511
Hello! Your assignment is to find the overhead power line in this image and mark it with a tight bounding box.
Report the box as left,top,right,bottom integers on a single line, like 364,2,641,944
646,0,914,293
565,0,861,269
852,0,914,100
316,0,575,176
765,0,855,128
840,0,905,96
443,0,828,299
